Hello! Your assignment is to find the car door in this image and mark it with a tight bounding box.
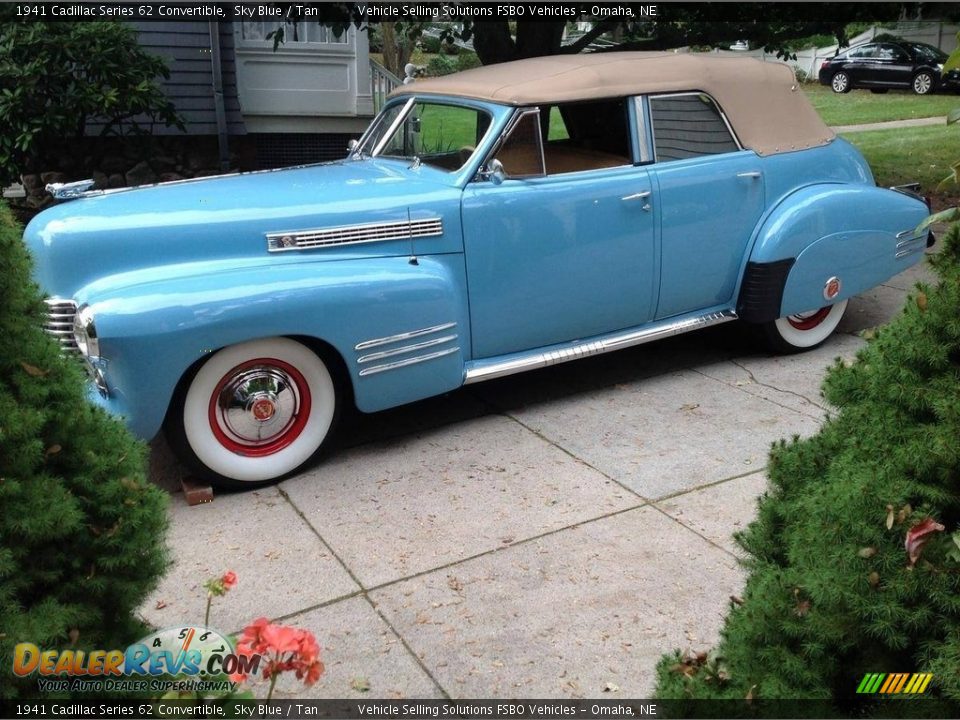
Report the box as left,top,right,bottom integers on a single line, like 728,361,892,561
644,93,765,319
865,43,913,87
461,104,657,359
845,44,878,85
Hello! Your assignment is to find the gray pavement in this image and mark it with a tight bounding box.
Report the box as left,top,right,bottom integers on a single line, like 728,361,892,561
143,248,939,700
831,115,945,134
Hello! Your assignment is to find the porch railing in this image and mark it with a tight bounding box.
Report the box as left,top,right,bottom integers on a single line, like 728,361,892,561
370,59,403,114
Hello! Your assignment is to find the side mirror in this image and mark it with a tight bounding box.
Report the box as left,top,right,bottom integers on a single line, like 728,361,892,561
481,158,506,185
347,139,359,156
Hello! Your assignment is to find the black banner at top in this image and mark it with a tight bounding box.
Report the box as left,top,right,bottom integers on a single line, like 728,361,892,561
5,2,922,23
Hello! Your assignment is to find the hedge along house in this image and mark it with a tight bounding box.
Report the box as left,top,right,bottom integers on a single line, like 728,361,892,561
136,20,374,169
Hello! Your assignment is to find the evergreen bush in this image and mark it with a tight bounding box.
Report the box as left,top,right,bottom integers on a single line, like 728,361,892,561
655,223,960,705
0,203,169,699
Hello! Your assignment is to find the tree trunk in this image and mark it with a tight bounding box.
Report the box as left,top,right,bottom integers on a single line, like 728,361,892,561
471,21,517,65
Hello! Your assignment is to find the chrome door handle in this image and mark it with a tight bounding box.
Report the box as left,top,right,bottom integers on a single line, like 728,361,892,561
737,171,762,179
622,190,652,211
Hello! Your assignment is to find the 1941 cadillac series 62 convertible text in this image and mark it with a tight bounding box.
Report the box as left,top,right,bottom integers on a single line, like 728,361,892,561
26,53,933,488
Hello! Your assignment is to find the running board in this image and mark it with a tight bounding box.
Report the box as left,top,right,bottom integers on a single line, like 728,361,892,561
463,309,738,385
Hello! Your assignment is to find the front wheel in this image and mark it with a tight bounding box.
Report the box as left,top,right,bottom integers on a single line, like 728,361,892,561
166,338,339,488
831,72,852,93
759,300,848,354
912,72,934,95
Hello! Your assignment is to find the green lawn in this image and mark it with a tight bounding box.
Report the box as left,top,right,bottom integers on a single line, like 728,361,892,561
803,83,958,126
842,124,960,207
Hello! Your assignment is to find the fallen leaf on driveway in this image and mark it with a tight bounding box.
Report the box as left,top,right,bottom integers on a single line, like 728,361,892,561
155,600,168,610
351,677,370,693
603,682,620,693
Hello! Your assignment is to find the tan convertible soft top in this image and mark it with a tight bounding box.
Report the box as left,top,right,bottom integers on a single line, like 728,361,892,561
390,52,834,156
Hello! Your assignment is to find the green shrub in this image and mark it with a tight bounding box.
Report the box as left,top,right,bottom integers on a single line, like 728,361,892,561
0,14,183,187
0,202,169,699
655,223,960,705
426,53,457,77
456,52,482,72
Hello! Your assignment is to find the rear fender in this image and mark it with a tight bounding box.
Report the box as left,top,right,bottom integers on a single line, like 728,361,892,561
745,184,928,319
81,255,470,439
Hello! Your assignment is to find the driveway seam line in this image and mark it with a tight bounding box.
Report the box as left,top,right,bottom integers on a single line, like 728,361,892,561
276,485,452,700
692,362,826,419
474,398,652,504
646,502,745,562
651,467,767,504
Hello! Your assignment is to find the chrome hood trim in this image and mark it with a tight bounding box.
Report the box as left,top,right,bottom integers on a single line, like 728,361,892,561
267,218,443,252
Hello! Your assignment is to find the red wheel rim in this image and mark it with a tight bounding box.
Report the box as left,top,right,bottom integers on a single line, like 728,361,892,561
208,358,312,457
787,307,831,331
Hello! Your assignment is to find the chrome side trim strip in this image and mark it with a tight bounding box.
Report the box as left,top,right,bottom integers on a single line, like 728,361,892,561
896,229,918,240
358,334,458,364
268,218,443,252
358,347,459,377
896,245,925,259
463,310,737,385
355,322,457,351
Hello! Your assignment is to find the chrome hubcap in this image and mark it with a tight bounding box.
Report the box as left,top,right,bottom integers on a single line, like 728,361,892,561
833,75,847,91
212,365,306,451
914,75,931,93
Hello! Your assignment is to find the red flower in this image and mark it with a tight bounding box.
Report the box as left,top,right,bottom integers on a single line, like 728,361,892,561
221,571,237,590
230,618,325,691
905,517,944,566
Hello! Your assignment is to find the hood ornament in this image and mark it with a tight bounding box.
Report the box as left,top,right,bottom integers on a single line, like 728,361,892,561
46,179,96,200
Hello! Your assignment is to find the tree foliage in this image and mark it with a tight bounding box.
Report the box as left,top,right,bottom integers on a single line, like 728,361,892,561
654,221,960,706
279,2,917,66
0,15,183,186
0,203,169,699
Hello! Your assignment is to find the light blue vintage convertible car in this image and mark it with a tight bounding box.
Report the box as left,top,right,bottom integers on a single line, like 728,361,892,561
26,53,932,487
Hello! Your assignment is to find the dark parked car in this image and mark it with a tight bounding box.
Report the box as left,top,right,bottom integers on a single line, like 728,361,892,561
819,39,959,95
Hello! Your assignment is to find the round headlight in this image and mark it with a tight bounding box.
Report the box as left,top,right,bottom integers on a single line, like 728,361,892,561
73,304,99,357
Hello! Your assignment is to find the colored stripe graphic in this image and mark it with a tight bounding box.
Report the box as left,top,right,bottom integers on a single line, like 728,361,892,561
857,673,933,694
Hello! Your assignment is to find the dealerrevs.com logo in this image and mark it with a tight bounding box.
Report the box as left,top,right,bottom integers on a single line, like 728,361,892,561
12,626,261,693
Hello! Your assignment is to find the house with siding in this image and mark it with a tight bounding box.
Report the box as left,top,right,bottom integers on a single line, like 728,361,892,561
131,20,374,169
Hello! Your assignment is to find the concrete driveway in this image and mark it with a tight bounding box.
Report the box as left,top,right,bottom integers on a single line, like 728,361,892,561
142,251,937,700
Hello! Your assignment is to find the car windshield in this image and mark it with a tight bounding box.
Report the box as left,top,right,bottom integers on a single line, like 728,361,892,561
905,42,948,63
358,100,492,172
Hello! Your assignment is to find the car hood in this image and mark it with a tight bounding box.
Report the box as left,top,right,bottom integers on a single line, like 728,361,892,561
24,159,462,298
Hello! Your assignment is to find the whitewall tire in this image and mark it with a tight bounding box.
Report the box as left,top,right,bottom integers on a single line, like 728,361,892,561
762,300,848,353
170,338,338,487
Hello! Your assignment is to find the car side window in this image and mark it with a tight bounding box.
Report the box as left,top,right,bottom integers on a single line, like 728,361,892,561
847,44,877,59
492,110,546,178
491,99,632,178
877,44,909,62
648,93,739,163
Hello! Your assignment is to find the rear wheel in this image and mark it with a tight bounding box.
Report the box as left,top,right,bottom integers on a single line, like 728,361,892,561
760,300,848,354
912,72,934,95
166,337,338,488
831,72,852,93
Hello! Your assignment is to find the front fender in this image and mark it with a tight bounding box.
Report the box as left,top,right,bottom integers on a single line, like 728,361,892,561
81,255,470,439
745,184,928,318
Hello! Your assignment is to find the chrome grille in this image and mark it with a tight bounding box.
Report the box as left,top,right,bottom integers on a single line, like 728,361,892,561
267,218,443,252
44,298,78,352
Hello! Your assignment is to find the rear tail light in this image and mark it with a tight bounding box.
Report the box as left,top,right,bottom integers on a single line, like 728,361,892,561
820,60,830,71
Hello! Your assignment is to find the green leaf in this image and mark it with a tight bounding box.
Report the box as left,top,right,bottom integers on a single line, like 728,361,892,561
915,207,960,233
943,38,960,73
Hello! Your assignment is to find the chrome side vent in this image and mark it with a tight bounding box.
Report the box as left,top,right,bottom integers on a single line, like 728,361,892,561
267,218,443,252
354,322,459,377
44,298,78,352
